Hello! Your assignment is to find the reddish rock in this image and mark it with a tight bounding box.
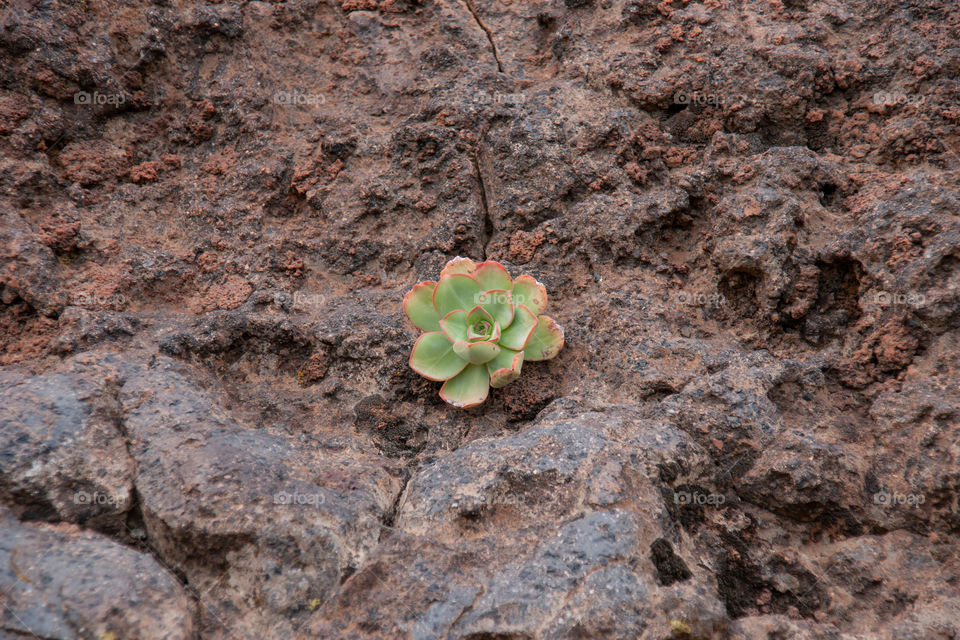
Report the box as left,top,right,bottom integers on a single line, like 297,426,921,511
129,160,162,183
0,511,195,639
0,0,958,636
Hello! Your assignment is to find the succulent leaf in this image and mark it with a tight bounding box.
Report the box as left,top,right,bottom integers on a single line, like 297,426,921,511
439,363,490,408
453,339,501,364
473,261,513,291
438,310,469,343
434,274,483,316
467,325,488,341
440,257,478,279
403,281,441,332
510,275,548,316
487,347,523,388
523,314,565,361
477,289,514,329
409,332,469,380
498,304,539,351
489,320,501,343
465,304,494,326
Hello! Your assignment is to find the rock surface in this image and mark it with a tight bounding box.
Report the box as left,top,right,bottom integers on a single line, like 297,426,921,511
1,0,959,638
0,368,134,531
0,508,195,640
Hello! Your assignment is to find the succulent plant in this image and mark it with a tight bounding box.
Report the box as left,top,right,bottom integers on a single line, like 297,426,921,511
403,257,565,408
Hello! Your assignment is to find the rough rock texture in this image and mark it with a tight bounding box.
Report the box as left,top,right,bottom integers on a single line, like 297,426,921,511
0,507,195,640
1,0,959,638
0,368,134,531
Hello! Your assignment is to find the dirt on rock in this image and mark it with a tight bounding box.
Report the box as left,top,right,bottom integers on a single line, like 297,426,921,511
1,0,959,638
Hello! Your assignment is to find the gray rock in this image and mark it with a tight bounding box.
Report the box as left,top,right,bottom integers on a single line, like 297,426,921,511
115,354,403,638
450,510,644,636
0,513,194,640
307,407,728,639
0,370,134,531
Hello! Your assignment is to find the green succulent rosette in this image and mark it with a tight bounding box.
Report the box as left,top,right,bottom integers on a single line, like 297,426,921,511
403,257,565,408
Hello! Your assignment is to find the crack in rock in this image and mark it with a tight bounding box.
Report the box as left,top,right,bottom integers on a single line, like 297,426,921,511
472,146,494,259
462,0,504,73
